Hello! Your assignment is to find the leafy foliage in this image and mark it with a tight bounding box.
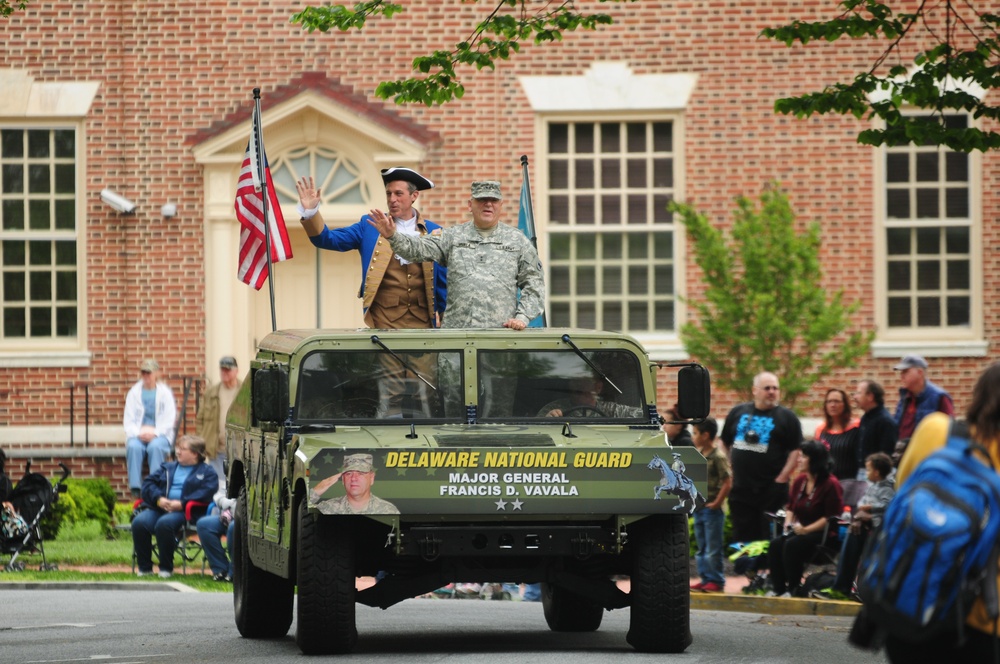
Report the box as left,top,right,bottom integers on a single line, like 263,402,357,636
762,1,1000,152
40,478,117,540
672,185,872,412
0,1,29,18
292,0,633,105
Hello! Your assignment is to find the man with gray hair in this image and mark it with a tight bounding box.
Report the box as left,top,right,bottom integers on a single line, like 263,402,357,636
893,354,953,441
367,180,544,330
720,371,802,543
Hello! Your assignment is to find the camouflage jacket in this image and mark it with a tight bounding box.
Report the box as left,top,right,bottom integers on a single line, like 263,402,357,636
315,494,401,515
388,221,544,328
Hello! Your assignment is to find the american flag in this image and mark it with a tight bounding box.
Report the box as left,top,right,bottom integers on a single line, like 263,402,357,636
234,106,292,290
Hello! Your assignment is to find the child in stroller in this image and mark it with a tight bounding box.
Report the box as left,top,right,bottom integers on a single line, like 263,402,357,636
1,451,71,572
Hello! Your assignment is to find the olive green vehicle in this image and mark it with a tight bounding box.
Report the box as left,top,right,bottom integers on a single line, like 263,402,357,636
226,327,710,655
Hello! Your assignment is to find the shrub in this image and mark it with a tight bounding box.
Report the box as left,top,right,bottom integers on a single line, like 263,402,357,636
41,478,117,539
40,491,73,541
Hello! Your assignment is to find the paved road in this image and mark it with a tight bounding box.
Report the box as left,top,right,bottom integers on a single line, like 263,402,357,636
0,587,886,663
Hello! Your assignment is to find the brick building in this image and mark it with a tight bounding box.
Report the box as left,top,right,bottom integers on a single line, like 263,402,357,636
0,1,996,496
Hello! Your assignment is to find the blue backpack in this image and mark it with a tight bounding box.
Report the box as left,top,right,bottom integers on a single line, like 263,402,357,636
856,421,1000,645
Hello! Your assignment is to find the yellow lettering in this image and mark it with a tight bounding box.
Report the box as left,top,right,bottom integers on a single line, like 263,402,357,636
385,451,399,468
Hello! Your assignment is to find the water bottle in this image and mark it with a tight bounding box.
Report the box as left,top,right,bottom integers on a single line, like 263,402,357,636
838,506,851,541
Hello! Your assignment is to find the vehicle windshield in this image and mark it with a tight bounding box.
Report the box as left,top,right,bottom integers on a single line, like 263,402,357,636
478,349,648,423
295,349,466,423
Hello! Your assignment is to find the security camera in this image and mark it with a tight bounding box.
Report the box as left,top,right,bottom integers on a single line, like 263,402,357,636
100,189,136,214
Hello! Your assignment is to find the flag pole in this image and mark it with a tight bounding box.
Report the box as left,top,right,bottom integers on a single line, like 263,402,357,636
519,155,546,327
253,87,278,332
519,155,537,247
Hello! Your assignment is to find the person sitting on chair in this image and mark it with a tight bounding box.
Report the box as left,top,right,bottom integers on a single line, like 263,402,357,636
537,375,642,419
196,474,237,583
767,440,844,597
815,452,895,600
133,435,218,578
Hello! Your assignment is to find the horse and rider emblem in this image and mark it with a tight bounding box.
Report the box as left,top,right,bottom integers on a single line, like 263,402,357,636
647,453,704,514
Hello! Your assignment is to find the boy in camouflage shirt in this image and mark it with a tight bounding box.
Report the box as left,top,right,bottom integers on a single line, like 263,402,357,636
690,418,732,593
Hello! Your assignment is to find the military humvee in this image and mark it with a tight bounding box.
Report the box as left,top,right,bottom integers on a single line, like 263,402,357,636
226,327,710,655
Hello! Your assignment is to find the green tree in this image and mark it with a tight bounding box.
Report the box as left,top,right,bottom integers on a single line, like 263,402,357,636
763,1,1000,152
292,1,998,150
671,185,872,412
292,0,635,105
0,1,29,18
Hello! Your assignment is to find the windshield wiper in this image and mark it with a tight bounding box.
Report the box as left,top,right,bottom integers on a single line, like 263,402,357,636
560,334,622,394
370,335,438,391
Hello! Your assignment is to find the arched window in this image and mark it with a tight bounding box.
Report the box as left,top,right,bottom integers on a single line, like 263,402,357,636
269,147,371,206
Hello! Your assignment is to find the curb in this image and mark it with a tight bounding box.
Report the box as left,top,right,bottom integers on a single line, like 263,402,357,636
0,581,196,592
691,592,861,617
0,579,861,615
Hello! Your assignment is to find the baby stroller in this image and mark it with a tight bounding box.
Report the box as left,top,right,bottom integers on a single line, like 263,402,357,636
1,461,71,572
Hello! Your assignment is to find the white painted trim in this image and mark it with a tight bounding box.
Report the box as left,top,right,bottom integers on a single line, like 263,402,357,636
519,63,698,112
0,351,92,368
0,425,123,446
0,70,101,117
870,340,989,358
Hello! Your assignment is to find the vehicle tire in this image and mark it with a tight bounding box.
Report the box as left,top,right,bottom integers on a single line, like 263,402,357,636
233,486,294,639
626,514,692,653
541,582,604,632
296,503,357,654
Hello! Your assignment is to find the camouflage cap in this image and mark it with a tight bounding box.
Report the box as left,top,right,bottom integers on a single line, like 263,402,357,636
470,181,502,200
341,453,375,473
140,359,160,372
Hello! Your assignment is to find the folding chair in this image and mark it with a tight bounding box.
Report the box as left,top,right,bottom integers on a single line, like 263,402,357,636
130,499,209,575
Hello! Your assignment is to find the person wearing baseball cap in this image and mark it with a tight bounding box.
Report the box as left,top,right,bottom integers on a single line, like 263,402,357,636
309,453,399,515
123,358,176,497
295,167,446,330
367,179,544,331
893,354,954,441
195,355,243,480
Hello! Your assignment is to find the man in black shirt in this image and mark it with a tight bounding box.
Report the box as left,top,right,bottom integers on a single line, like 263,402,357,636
720,372,802,543
853,379,898,471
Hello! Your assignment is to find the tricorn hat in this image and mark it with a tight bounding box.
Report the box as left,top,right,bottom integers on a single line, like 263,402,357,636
380,167,434,191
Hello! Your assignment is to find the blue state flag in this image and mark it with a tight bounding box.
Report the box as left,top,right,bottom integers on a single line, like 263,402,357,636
517,173,545,328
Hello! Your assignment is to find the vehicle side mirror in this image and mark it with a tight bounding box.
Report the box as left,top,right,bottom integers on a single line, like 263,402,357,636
676,364,711,420
253,365,289,424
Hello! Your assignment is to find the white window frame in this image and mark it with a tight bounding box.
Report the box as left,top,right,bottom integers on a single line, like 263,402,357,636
521,63,696,360
871,112,986,358
535,113,686,356
0,121,89,367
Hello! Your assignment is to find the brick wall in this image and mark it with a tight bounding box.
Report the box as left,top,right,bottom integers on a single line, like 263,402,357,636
0,1,997,451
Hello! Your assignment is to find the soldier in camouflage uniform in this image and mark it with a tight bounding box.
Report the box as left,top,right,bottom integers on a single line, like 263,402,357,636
537,376,644,419
310,453,400,515
367,181,544,330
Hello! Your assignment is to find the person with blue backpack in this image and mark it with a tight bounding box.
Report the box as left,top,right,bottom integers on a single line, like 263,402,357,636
853,362,1000,662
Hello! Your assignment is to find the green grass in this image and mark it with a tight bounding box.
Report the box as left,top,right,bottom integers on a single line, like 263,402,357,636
0,569,232,592
1,517,230,592
40,520,134,566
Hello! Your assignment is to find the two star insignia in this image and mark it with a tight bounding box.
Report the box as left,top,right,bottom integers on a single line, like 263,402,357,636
494,498,524,511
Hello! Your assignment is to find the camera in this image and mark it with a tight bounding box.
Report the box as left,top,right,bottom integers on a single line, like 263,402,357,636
100,188,136,214
745,429,760,444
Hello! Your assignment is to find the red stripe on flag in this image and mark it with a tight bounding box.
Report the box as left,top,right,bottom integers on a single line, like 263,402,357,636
234,109,293,290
